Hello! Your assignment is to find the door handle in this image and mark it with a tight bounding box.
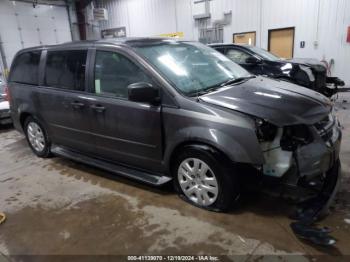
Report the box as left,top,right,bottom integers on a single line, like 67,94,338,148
90,104,106,113
71,101,85,109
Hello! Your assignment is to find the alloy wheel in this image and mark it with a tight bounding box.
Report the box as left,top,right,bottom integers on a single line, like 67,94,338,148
177,158,219,206
27,122,46,152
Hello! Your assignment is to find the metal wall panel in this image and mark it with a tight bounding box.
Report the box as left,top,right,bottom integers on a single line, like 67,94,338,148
316,0,350,85
127,0,177,36
222,0,261,44
258,0,350,85
98,0,182,38
99,0,350,84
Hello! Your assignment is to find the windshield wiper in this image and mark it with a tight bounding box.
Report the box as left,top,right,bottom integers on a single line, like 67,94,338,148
188,76,256,97
219,75,255,87
190,86,220,97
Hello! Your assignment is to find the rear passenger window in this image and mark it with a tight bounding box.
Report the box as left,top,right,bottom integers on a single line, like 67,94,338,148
45,50,87,91
10,51,41,85
94,51,151,99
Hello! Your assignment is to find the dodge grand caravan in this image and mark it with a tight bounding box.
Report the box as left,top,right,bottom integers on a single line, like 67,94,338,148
8,38,342,211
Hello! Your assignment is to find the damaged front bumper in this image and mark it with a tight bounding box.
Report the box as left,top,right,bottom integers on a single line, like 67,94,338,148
296,117,341,179
259,113,342,246
261,112,342,198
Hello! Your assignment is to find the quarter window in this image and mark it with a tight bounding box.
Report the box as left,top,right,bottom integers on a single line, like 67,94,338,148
226,49,252,64
10,51,41,85
45,50,87,91
94,51,151,99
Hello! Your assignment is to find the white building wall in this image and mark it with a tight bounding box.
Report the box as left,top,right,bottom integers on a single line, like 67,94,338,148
97,0,350,85
97,0,193,38
316,0,350,86
221,0,261,44
0,0,72,70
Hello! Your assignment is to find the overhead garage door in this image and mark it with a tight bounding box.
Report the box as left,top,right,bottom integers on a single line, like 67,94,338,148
0,1,72,73
268,28,295,59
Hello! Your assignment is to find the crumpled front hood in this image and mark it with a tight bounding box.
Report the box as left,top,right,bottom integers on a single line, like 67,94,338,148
287,58,326,68
200,77,332,126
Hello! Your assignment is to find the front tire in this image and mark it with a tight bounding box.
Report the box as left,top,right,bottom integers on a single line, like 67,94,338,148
24,116,51,158
172,145,239,212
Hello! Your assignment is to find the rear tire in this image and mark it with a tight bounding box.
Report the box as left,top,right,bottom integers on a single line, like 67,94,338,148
24,116,52,158
172,145,240,212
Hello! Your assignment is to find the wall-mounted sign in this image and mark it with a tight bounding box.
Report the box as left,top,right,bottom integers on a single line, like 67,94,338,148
347,26,350,43
93,8,108,21
101,27,126,39
158,32,184,38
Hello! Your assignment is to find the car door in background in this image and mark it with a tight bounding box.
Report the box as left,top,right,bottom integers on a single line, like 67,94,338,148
89,49,163,172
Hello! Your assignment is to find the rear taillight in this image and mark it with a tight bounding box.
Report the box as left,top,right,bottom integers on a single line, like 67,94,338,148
4,86,10,102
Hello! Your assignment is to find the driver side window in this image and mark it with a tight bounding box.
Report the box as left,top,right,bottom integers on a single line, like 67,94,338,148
226,49,252,64
94,51,151,99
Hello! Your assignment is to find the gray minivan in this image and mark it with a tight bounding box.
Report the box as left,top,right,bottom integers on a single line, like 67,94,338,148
8,38,342,211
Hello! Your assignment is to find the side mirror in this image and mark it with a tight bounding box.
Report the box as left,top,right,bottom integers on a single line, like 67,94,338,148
245,56,261,64
128,82,160,104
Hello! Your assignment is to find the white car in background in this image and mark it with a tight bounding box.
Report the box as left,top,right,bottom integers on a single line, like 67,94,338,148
0,78,11,125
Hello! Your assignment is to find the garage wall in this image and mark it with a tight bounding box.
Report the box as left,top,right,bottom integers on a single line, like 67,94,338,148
0,0,72,71
259,0,350,86
210,0,261,45
97,0,350,86
96,0,194,40
202,0,349,85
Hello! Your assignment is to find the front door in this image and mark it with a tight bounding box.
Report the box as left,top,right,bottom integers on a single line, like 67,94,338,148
88,49,163,172
37,49,95,154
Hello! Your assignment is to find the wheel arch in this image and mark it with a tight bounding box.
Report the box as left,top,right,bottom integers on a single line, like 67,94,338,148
19,112,51,141
19,112,32,130
168,141,232,175
164,126,264,174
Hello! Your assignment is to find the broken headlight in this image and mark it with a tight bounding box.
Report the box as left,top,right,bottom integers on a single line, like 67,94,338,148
255,118,278,142
280,125,313,151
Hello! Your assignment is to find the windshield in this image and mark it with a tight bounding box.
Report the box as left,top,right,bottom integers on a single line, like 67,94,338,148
135,41,251,96
246,46,281,61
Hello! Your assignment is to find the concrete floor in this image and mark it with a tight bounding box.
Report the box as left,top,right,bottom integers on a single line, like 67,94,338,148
0,93,350,260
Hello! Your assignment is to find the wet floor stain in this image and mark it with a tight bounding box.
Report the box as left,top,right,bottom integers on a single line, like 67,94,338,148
0,195,303,256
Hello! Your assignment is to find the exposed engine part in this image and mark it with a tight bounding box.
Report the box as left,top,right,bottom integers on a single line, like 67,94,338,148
260,128,293,178
280,125,313,151
255,119,277,142
260,117,338,179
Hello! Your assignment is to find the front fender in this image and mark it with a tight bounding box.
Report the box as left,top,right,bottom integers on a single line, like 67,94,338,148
164,126,264,168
